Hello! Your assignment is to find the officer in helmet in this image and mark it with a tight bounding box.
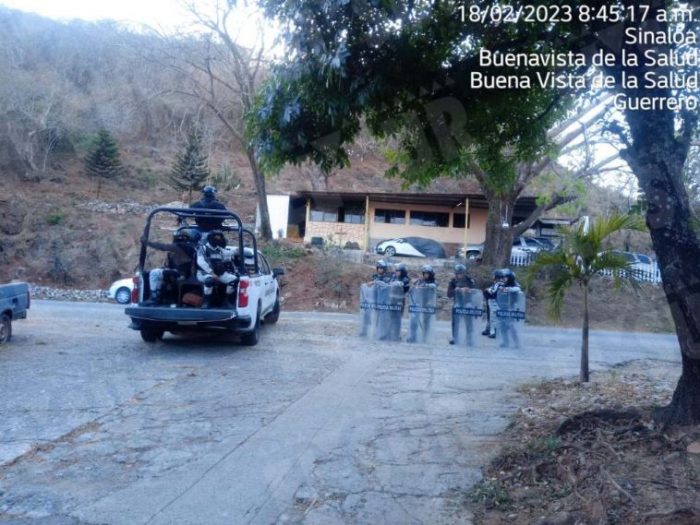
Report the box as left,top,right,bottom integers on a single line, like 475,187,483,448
196,229,238,309
414,264,436,286
191,185,228,232
482,268,506,338
406,264,437,343
368,259,394,285
394,263,411,295
493,268,522,348
448,263,477,345
141,227,201,306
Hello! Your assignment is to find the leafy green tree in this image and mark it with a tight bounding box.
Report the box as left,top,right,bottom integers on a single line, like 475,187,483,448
527,214,645,382
169,131,210,204
84,129,123,198
252,0,700,425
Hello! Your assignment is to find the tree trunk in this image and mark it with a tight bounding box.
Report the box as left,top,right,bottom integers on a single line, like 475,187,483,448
581,283,590,383
622,110,700,424
481,193,515,267
246,147,273,240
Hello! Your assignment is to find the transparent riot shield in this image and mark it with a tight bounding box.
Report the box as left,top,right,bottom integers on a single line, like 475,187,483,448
387,282,406,342
407,284,437,344
373,282,393,341
452,289,484,347
358,283,376,337
495,289,526,348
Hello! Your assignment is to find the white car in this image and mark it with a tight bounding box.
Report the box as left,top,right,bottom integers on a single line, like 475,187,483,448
375,237,446,258
108,278,134,304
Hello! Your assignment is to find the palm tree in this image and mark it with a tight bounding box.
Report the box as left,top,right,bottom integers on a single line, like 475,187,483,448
527,213,645,382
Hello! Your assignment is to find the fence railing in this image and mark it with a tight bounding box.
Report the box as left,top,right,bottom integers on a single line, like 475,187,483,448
598,265,662,284
509,251,662,284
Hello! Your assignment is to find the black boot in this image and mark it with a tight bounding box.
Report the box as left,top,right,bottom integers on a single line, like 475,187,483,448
143,292,160,306
201,295,211,309
221,293,236,309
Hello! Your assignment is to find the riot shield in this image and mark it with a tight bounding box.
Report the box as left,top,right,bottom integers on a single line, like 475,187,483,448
373,282,394,341
407,284,437,344
387,282,406,341
495,289,526,348
358,283,376,337
452,289,484,347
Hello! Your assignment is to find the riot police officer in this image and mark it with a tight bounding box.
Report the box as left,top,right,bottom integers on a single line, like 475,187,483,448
394,263,411,294
196,230,238,309
448,263,477,345
482,269,505,338
494,268,523,348
191,185,228,232
142,227,201,306
369,259,394,284
414,264,436,286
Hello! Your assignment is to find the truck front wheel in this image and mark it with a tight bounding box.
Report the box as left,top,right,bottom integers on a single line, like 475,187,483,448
0,314,11,345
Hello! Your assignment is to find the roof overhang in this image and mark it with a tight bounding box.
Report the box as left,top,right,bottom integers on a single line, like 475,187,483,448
292,191,538,211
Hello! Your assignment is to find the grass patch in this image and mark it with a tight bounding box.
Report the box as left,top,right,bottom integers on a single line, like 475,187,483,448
469,481,512,510
262,242,306,262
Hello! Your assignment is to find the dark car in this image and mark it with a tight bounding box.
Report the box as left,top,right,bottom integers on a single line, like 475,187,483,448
375,237,447,258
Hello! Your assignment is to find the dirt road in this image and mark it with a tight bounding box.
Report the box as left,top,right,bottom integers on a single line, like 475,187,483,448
0,301,681,524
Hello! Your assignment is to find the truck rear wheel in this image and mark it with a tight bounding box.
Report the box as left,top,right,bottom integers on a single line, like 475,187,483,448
0,314,11,345
264,296,280,325
241,307,260,346
140,328,163,343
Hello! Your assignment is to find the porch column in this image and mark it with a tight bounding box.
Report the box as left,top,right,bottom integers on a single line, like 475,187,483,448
364,195,370,251
305,198,311,244
463,197,470,249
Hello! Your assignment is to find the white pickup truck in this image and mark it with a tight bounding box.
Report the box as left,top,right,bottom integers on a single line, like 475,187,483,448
125,207,283,345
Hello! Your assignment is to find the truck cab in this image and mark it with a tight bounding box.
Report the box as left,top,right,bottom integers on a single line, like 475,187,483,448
0,282,30,345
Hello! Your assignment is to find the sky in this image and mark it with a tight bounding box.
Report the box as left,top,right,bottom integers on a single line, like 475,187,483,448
0,0,193,31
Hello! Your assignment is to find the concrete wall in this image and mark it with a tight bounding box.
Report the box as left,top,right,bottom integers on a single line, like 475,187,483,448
369,202,487,245
304,221,367,248
302,199,488,252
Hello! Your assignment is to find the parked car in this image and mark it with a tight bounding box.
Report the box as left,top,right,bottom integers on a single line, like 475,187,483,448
375,237,446,258
532,236,558,251
457,236,544,259
607,250,657,275
108,278,134,305
0,282,30,345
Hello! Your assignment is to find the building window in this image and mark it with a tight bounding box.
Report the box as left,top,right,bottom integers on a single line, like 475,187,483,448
339,204,365,224
310,204,338,222
410,211,449,227
375,208,406,224
453,213,471,229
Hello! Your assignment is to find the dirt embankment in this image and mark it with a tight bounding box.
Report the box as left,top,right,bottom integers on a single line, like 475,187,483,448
467,360,700,525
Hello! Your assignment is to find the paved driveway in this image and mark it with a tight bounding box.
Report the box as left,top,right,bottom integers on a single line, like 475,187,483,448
0,302,681,524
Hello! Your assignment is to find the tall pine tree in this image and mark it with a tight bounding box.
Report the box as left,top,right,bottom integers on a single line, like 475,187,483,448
84,129,123,198
169,131,210,204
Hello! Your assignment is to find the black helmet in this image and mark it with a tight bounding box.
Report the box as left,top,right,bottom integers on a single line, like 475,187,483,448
174,228,200,243
395,262,407,274
493,268,507,279
421,264,434,274
454,263,466,274
202,185,217,197
376,260,388,271
207,230,226,248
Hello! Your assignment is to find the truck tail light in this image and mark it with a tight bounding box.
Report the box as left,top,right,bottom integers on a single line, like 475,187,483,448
131,275,140,304
238,278,249,308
